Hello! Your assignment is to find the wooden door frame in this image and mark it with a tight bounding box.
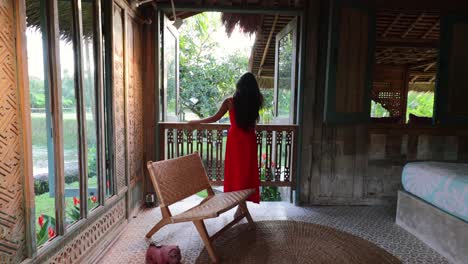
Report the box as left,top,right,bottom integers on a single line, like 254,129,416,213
152,5,306,205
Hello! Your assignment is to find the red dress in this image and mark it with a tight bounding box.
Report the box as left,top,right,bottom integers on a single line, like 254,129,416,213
224,102,260,203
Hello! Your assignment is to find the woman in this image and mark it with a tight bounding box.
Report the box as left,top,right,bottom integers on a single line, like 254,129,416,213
188,72,263,208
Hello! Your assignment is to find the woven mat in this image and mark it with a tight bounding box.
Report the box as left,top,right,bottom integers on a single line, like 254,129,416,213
196,221,401,264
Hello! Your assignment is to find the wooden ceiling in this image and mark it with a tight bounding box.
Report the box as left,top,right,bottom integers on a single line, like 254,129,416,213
147,1,443,86
249,15,295,79
376,10,440,84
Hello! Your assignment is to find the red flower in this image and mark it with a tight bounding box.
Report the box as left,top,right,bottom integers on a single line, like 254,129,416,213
38,215,44,227
90,196,97,203
73,197,80,206
261,153,267,160
106,180,110,188
271,161,276,167
48,227,55,238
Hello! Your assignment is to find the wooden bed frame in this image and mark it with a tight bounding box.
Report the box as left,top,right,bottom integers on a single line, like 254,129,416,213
396,190,468,264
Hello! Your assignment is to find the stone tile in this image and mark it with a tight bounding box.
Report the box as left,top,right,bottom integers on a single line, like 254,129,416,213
100,196,449,264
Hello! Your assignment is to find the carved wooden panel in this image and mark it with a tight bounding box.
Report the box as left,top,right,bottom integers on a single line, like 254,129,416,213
127,19,144,183
48,199,126,263
113,4,126,191
0,0,26,262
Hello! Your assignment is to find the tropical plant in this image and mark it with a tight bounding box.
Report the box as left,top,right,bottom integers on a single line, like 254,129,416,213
406,91,434,119
178,13,250,119
259,153,282,201
67,196,99,222
371,100,390,117
37,214,56,246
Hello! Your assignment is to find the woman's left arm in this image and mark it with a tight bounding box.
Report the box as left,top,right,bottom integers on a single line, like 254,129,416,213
188,98,230,124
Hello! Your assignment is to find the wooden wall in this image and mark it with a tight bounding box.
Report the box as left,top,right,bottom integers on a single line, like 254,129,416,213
0,0,149,262
0,0,28,262
299,0,468,205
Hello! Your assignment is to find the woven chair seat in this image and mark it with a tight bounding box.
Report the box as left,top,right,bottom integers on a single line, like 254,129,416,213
146,154,256,263
171,189,255,223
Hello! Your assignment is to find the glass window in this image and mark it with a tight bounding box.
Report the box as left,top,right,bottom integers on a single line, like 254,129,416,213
165,27,177,121
26,0,57,247
57,0,81,227
82,1,99,210
277,32,293,120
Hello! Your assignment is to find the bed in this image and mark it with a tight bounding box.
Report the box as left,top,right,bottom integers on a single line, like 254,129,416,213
396,162,468,264
402,161,468,222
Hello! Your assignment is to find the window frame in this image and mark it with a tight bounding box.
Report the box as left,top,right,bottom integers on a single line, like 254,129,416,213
26,0,111,252
273,17,298,125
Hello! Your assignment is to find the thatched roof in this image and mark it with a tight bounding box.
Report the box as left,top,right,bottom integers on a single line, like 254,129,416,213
26,0,95,42
220,13,261,37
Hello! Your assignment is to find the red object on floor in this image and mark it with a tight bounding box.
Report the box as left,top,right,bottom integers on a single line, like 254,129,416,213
223,106,260,203
145,244,181,264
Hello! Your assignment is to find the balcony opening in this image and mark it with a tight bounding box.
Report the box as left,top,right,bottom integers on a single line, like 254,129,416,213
158,11,300,202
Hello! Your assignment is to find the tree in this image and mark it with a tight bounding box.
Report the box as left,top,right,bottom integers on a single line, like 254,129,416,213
178,13,249,119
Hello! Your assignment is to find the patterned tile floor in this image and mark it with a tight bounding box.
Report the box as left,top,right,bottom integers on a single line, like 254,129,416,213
100,196,449,264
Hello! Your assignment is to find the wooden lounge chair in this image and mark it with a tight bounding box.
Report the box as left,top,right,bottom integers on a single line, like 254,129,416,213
146,153,255,263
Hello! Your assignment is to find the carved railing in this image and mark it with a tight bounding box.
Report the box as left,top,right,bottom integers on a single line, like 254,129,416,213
158,123,298,189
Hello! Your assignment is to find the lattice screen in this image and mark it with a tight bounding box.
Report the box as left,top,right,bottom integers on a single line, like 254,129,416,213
372,66,408,119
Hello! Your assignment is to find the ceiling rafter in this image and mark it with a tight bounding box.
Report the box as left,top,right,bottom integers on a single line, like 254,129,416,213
258,14,278,76
422,20,440,39
382,13,402,37
402,13,425,38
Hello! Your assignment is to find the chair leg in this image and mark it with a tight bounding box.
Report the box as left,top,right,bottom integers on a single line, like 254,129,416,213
193,220,219,263
146,218,170,238
239,201,255,228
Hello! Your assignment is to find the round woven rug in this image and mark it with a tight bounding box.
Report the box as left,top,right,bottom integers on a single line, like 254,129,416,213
196,221,401,264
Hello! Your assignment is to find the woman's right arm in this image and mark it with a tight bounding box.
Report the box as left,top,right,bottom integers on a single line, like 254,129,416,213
187,98,231,124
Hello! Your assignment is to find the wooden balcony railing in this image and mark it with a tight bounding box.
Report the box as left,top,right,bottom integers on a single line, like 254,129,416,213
158,122,298,190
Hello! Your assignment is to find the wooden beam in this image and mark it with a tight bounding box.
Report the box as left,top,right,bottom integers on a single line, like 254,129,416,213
382,13,402,37
377,37,439,48
410,61,437,70
424,62,436,72
422,20,440,39
410,72,436,77
258,14,278,76
402,13,425,38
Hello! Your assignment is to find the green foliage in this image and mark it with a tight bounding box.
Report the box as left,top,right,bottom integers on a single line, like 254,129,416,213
277,33,293,118
37,214,55,247
406,91,434,119
259,157,281,201
67,202,81,222
87,144,97,178
29,77,46,108
29,70,76,109
261,186,282,201
371,100,390,118
178,13,249,118
34,177,49,196
61,70,76,108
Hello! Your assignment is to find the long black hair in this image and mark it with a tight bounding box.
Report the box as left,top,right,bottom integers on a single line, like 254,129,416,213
233,72,263,131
